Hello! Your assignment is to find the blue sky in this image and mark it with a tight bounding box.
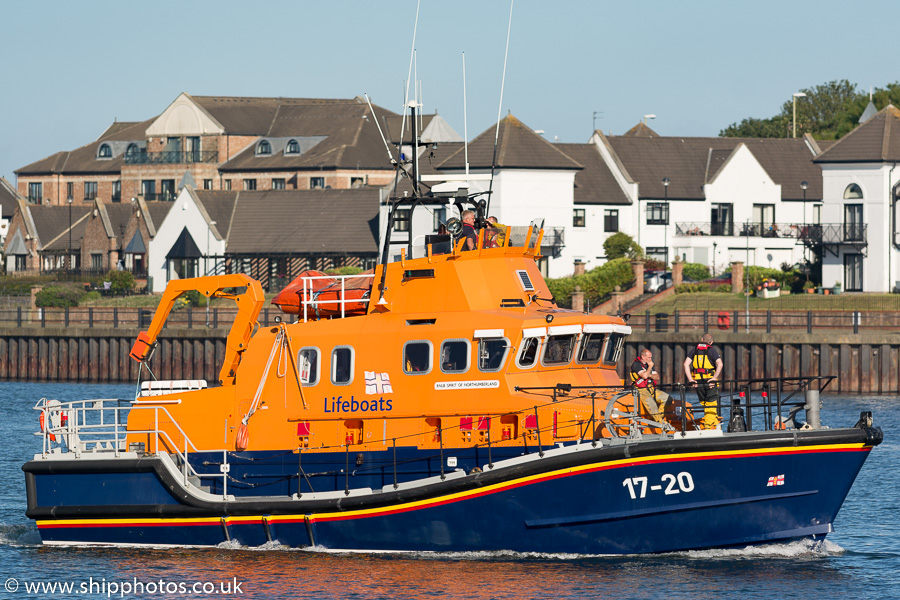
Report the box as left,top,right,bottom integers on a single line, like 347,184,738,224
1,0,897,182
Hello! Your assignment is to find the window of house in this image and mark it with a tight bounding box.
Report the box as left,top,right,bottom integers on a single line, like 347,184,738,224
223,180,232,191
27,182,42,202
646,246,669,265
243,179,257,191
126,144,139,157
576,333,605,364
543,334,576,366
84,181,98,200
813,204,822,224
573,208,586,228
647,202,668,225
310,177,325,190
350,176,366,188
516,337,541,369
403,341,432,374
298,347,320,385
602,333,625,365
711,203,734,236
15,255,26,271
395,208,411,232
272,178,286,190
91,253,103,271
285,139,300,154
844,204,864,241
111,181,121,202
843,183,863,199
98,144,112,158
66,182,74,200
203,179,213,190
753,204,775,232
844,253,863,292
478,338,509,372
172,257,198,279
604,209,619,232
331,346,354,385
256,140,272,155
141,180,155,199
440,340,469,373
161,180,175,201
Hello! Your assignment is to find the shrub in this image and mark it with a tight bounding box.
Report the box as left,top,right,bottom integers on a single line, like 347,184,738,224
603,233,643,260
35,285,85,308
547,257,635,308
643,258,667,271
682,262,711,281
174,290,207,310
104,270,135,295
326,266,365,276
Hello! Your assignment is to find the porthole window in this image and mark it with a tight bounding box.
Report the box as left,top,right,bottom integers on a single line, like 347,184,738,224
440,340,470,374
331,346,354,385
517,337,541,369
576,333,605,364
403,340,432,375
98,144,112,158
286,139,300,154
843,183,863,199
478,338,509,372
298,347,320,385
257,140,272,155
543,334,576,366
602,333,625,365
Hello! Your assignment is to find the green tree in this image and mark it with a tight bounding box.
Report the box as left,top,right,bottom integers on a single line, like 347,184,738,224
603,232,643,260
104,270,135,295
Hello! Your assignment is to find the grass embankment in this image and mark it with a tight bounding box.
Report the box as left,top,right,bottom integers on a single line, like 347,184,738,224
650,292,900,313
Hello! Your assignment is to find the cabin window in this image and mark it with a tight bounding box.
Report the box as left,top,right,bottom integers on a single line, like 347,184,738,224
517,337,541,369
478,338,509,372
298,347,320,385
440,340,470,374
576,333,605,364
331,346,354,385
403,341,432,374
602,333,625,365
543,334,576,366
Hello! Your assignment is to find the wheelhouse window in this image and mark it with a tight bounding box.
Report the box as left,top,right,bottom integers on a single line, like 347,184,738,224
647,202,668,225
516,337,541,369
298,347,320,385
394,208,411,232
27,182,42,202
403,341,432,374
543,334,576,366
576,333,605,364
84,181,98,200
573,208,586,228
440,340,469,373
256,140,272,155
433,207,447,232
478,338,509,372
602,333,625,365
604,209,619,232
331,346,354,385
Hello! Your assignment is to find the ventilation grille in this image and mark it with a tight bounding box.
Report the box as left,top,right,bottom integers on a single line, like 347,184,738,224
516,270,535,291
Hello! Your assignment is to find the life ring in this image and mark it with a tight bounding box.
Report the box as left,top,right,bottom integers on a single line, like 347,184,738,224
717,311,730,330
39,411,56,442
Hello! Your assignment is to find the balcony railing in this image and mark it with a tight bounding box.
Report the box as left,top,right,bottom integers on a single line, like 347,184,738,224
124,150,218,165
676,222,867,245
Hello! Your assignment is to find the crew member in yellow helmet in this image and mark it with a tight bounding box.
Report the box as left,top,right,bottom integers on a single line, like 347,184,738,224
684,333,724,429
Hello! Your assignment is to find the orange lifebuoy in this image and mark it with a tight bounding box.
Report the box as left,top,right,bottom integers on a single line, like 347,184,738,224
39,411,56,442
717,311,730,330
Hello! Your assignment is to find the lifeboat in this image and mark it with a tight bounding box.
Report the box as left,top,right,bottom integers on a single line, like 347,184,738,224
272,270,373,318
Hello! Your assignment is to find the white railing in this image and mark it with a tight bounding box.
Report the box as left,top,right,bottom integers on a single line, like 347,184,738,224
34,397,232,499
301,273,375,322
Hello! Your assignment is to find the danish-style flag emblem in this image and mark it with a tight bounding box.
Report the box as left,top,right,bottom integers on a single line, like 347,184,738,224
766,474,785,487
365,371,393,395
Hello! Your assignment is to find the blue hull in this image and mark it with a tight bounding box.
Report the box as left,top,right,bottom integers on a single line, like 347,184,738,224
25,427,880,554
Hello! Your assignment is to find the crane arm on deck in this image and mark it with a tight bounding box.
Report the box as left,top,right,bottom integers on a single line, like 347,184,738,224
129,274,265,386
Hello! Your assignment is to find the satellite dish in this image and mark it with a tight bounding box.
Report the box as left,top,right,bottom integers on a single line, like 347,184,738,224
446,217,463,236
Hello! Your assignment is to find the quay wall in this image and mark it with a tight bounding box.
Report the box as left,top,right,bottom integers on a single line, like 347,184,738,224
1,328,900,394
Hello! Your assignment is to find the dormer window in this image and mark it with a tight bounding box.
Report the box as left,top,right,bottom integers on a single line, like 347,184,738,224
98,144,112,158
126,144,139,157
256,140,272,155
843,183,863,199
286,139,300,155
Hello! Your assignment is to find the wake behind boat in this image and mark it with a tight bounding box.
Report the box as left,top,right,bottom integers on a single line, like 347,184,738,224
22,186,882,553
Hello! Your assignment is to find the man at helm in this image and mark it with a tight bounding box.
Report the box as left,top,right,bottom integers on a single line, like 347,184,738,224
684,333,724,429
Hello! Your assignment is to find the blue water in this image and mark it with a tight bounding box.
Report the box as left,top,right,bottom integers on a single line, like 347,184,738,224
1,382,898,600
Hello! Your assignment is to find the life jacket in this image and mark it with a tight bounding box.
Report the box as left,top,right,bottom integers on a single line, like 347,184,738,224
690,344,715,380
630,357,652,389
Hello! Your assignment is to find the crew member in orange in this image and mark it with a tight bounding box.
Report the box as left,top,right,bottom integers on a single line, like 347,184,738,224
684,333,724,429
630,348,669,424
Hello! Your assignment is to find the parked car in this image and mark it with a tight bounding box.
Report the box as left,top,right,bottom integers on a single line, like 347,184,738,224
705,272,732,285
644,271,672,293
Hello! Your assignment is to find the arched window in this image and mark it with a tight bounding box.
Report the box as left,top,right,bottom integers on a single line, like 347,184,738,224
125,143,139,157
98,144,112,158
285,139,300,154
256,140,272,155
843,183,863,199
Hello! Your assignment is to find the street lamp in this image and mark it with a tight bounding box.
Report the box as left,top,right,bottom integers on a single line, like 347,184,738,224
662,177,670,268
66,194,73,274
644,114,656,125
792,92,807,138
801,181,809,260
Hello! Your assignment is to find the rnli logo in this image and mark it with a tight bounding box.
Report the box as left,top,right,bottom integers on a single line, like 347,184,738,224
766,474,785,486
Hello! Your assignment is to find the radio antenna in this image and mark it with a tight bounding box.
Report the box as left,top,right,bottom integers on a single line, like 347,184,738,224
463,52,469,176
486,0,514,216
364,93,395,164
